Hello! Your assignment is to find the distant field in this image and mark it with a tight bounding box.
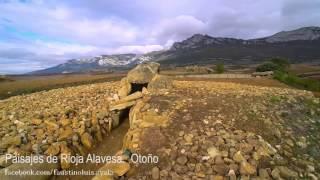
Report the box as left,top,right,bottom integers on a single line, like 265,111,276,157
289,64,320,74
0,73,125,99
2,64,320,100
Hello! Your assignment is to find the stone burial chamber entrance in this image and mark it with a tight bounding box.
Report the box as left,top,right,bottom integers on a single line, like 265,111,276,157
108,62,161,128
109,61,173,131
92,62,173,179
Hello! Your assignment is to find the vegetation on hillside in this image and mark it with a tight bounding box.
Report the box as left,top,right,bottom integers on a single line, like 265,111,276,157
256,57,290,72
274,71,320,91
257,57,320,92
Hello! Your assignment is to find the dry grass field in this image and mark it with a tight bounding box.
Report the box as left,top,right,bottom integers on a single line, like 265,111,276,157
0,73,125,99
1,64,320,100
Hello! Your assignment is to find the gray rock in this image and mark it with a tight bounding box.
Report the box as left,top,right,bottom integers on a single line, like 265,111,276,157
271,168,281,179
148,75,173,91
277,166,298,178
0,155,12,168
176,156,188,165
127,62,160,84
258,168,270,179
213,164,229,175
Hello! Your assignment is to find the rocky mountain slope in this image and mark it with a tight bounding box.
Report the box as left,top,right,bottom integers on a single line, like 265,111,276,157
31,54,152,74
159,26,320,66
31,26,320,74
263,26,320,43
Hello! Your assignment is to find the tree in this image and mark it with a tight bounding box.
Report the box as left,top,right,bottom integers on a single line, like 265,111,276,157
256,62,279,72
215,63,224,74
270,57,290,71
256,57,291,72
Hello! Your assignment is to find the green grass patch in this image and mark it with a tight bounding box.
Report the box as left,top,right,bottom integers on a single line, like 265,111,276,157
215,63,225,74
274,71,320,92
270,95,282,103
304,98,320,109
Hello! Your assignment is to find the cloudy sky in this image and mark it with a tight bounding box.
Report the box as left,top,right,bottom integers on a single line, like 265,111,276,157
0,0,320,74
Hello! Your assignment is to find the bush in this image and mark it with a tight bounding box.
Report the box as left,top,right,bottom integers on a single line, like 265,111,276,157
273,71,320,91
270,57,290,70
215,64,224,74
256,57,290,72
256,62,279,72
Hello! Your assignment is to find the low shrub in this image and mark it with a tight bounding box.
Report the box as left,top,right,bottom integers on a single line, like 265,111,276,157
256,57,290,72
256,62,279,72
215,64,224,74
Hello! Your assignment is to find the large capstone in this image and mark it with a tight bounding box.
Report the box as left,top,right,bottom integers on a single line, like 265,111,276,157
127,62,160,84
147,74,173,91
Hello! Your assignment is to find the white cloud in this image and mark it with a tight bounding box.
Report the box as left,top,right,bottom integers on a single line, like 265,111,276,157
0,1,138,46
108,45,164,54
1,0,320,73
152,15,207,43
0,40,164,74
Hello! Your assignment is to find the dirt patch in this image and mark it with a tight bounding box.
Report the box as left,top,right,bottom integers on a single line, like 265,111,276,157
140,127,168,154
54,118,130,180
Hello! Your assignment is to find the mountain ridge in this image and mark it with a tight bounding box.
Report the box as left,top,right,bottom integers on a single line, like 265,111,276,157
30,26,320,74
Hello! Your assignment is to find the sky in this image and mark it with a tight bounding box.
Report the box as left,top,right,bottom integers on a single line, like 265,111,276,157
0,0,320,74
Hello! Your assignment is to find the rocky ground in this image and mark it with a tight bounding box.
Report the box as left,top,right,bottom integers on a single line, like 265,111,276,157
0,82,121,168
129,80,320,179
0,70,319,180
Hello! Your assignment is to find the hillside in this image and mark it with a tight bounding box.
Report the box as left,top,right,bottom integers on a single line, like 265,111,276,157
30,54,152,75
159,26,320,66
30,26,320,75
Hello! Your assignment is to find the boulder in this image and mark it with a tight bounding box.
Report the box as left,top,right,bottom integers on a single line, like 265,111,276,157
140,111,168,128
207,146,221,159
81,132,94,149
0,155,12,168
276,166,298,178
58,127,73,141
127,62,160,84
240,161,256,175
110,112,121,128
118,77,132,98
233,151,245,163
147,74,173,91
60,144,72,169
109,101,136,111
95,161,130,178
0,136,21,149
44,143,60,156
114,91,143,105
176,156,188,165
31,119,42,125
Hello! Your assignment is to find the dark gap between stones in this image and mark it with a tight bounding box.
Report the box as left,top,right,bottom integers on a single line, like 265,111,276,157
119,108,130,124
130,83,148,94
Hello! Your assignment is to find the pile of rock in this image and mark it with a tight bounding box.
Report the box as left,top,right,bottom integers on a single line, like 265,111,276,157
0,82,128,178
124,79,319,179
117,62,172,97
94,62,173,179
